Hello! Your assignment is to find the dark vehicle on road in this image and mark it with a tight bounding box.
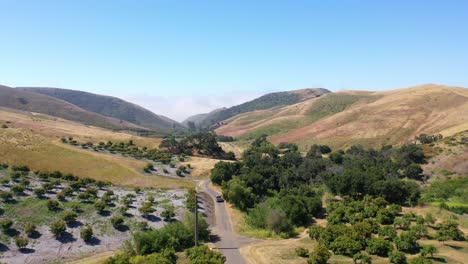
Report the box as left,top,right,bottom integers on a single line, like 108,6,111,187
216,195,224,202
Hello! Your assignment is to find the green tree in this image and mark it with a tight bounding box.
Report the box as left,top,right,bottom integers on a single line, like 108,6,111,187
408,256,431,264
161,206,176,221
394,231,420,253
366,237,393,257
436,220,464,243
389,250,407,264
0,218,13,231
186,245,226,264
15,236,29,249
61,211,77,223
308,243,331,264
378,225,397,240
80,224,93,242
50,220,66,237
330,235,362,256
353,253,372,264
420,245,437,258
24,223,37,237
47,199,60,211
110,216,124,229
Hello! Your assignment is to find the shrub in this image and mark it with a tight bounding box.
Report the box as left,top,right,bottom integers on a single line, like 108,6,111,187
161,206,175,221
389,250,407,264
47,199,60,211
378,225,397,239
110,216,124,229
15,236,29,248
295,247,309,258
408,256,431,264
307,243,331,264
366,237,393,257
24,223,37,236
0,191,13,202
80,225,93,242
94,200,106,213
61,211,77,223
420,245,437,258
186,245,225,264
394,231,420,253
330,235,362,256
353,253,372,264
0,218,13,231
34,188,45,198
436,220,465,242
50,220,66,237
139,202,154,218
10,184,25,194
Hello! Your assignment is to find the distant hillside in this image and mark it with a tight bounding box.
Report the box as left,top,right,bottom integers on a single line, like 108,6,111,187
195,88,330,128
216,84,468,149
182,108,226,127
19,87,182,131
0,85,145,131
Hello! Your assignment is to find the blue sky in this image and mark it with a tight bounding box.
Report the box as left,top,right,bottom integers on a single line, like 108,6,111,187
1,0,467,120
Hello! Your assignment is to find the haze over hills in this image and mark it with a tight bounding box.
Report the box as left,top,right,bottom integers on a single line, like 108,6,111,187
182,107,226,127
215,84,468,149
19,87,182,131
186,88,330,128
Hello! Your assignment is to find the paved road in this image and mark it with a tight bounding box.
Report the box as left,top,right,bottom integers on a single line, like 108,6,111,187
200,180,247,264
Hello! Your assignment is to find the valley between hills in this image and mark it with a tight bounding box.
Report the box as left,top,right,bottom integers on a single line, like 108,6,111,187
0,83,466,264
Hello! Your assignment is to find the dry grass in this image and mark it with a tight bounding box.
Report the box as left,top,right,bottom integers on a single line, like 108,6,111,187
181,156,221,180
216,85,468,149
0,126,192,189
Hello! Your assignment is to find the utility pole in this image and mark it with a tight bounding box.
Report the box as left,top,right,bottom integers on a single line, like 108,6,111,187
194,191,198,247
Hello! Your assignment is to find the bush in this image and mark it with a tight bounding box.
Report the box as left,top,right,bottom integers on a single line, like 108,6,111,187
186,245,226,264
24,223,37,236
0,218,13,231
134,221,194,255
353,253,372,264
161,207,176,221
15,236,29,248
389,250,407,264
295,247,309,258
94,200,106,213
330,235,362,256
50,220,66,237
10,184,25,194
80,225,93,242
139,202,154,217
47,199,60,211
110,216,124,229
61,211,77,223
34,188,45,198
0,191,13,202
408,256,431,264
394,231,420,253
420,245,437,258
308,243,331,264
366,237,393,257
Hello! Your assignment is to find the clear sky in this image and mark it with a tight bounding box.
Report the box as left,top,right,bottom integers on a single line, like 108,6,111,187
1,0,467,120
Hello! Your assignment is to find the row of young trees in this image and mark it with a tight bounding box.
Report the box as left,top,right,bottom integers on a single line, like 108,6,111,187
211,135,427,236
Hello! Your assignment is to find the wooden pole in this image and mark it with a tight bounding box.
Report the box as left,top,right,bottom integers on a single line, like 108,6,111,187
194,192,198,247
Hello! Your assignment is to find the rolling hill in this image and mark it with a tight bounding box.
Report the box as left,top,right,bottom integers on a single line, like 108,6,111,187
188,88,330,128
215,84,468,149
182,107,226,127
0,85,146,131
19,87,182,131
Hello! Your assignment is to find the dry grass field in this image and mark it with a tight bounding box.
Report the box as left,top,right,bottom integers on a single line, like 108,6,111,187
0,110,192,189
216,85,468,150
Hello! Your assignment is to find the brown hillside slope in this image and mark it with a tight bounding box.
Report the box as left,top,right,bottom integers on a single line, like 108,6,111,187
216,84,468,149
0,85,146,131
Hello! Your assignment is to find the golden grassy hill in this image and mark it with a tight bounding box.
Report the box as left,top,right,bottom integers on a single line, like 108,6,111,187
0,108,192,189
216,84,468,149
